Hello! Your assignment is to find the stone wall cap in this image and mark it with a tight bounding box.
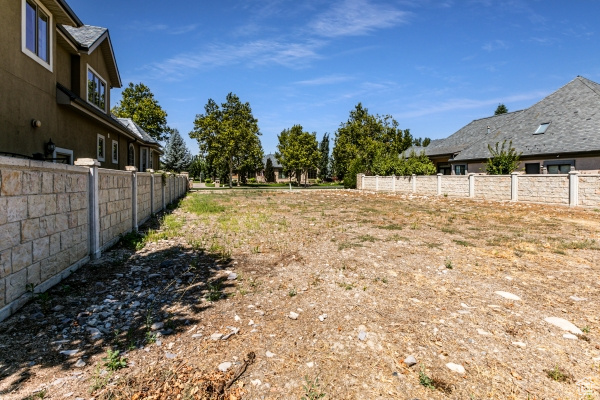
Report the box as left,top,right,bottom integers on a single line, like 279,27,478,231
74,158,100,167
125,166,138,172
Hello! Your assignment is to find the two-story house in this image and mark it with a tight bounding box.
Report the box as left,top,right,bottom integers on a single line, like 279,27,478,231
0,0,161,170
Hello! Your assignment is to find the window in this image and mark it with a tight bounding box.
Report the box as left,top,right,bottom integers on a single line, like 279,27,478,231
453,165,466,175
437,165,451,175
87,66,107,111
149,150,154,169
112,140,118,164
22,0,52,70
525,163,540,174
127,144,135,166
278,170,287,180
140,147,148,172
534,123,550,134
308,169,317,179
544,160,574,174
97,134,105,162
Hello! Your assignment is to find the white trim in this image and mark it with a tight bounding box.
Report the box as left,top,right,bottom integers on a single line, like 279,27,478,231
86,64,108,112
21,0,53,72
111,140,118,164
52,147,73,165
97,134,106,162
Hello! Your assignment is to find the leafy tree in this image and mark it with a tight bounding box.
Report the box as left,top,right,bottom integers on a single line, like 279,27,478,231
318,133,330,181
187,155,206,180
190,93,264,188
494,103,508,115
485,140,521,174
264,157,276,183
112,82,170,141
332,103,413,183
276,125,320,185
162,129,192,172
422,137,431,147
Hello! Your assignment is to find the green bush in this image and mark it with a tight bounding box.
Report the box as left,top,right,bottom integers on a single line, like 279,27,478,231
485,140,521,175
204,178,212,184
248,177,257,184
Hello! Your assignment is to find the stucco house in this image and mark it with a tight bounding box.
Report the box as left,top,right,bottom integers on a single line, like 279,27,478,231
417,76,600,175
0,0,161,169
256,153,318,183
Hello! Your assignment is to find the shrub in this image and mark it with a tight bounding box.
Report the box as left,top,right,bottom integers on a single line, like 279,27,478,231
248,177,257,184
485,140,521,174
204,178,212,184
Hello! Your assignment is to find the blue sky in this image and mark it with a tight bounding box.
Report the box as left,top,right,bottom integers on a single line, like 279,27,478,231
68,0,600,155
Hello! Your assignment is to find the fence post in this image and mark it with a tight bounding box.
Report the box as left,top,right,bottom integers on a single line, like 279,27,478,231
161,173,165,211
412,174,416,193
148,169,155,215
437,173,442,196
511,172,519,202
74,158,100,260
375,175,379,191
569,171,579,207
468,173,475,198
392,175,396,192
126,166,138,231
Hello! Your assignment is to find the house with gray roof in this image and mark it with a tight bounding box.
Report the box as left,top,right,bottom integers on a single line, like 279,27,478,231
0,0,161,170
417,77,600,175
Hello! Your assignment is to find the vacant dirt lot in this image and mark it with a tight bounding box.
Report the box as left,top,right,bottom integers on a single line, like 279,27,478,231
1,189,599,399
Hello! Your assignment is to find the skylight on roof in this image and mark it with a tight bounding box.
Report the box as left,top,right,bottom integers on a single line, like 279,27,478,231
534,122,550,134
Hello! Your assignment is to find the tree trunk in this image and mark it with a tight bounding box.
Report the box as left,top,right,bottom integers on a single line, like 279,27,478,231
229,157,233,188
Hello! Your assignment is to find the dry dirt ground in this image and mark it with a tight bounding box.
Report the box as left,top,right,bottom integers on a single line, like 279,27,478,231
1,189,600,400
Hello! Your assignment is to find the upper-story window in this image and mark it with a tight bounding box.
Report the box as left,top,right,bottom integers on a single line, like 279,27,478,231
87,66,107,111
22,0,52,70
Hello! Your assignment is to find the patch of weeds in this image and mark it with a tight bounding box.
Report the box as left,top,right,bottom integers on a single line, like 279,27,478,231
184,194,227,214
545,365,573,383
487,235,511,246
145,331,157,344
445,259,453,269
453,239,473,247
441,226,457,234
103,348,127,371
424,242,442,249
410,222,419,230
252,245,260,254
119,230,146,250
205,281,223,302
35,292,52,313
337,241,362,251
552,249,566,255
288,288,297,297
581,326,591,333
338,282,354,290
24,390,47,399
378,223,403,230
558,239,599,250
301,375,326,400
89,364,112,393
419,366,435,389
357,234,377,243
386,234,409,242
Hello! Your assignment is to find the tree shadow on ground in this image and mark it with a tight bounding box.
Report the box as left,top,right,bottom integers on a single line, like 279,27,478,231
0,210,233,398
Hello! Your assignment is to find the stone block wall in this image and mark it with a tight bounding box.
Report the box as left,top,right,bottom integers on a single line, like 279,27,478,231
98,170,132,249
474,176,511,201
518,175,569,205
579,175,600,207
416,176,438,195
440,176,470,197
137,173,152,225
394,176,413,192
153,174,163,212
0,158,89,318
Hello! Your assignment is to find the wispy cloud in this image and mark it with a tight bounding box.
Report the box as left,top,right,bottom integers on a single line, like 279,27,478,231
396,90,548,119
309,0,410,37
129,22,199,35
294,74,354,86
482,39,509,52
147,39,325,80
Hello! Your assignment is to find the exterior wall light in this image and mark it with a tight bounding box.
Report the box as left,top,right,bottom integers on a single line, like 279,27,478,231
31,119,42,128
45,138,56,156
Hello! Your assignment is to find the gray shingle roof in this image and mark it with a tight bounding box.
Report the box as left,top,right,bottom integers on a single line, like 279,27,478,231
263,153,283,168
62,25,107,49
427,76,600,161
115,118,160,146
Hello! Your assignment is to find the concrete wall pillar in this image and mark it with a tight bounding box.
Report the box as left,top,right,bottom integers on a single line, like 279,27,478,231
412,174,416,193
392,175,396,192
437,173,442,196
569,171,579,207
74,158,100,260
468,173,475,198
375,175,379,191
126,166,138,231
148,169,155,215
511,172,519,202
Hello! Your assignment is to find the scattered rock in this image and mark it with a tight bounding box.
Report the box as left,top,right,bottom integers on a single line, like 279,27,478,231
227,273,238,280
165,352,177,359
266,351,275,358
74,359,86,368
191,334,203,339
318,314,328,322
59,350,78,357
211,333,224,341
306,362,314,368
446,362,465,374
289,312,299,320
218,362,232,372
512,341,526,348
151,322,164,331
358,331,367,341
477,329,492,336
563,333,578,340
569,296,587,301
404,355,417,367
544,317,583,334
495,291,521,301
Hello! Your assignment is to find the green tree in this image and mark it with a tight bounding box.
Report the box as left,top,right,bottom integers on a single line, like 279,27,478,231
264,157,275,183
332,103,413,185
485,140,521,174
187,155,206,180
494,103,508,115
318,133,330,181
276,125,320,185
112,82,170,141
422,137,431,147
190,93,264,188
162,129,192,172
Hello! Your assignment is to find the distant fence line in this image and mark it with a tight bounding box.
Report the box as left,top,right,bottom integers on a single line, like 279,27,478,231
0,156,189,322
357,172,600,208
